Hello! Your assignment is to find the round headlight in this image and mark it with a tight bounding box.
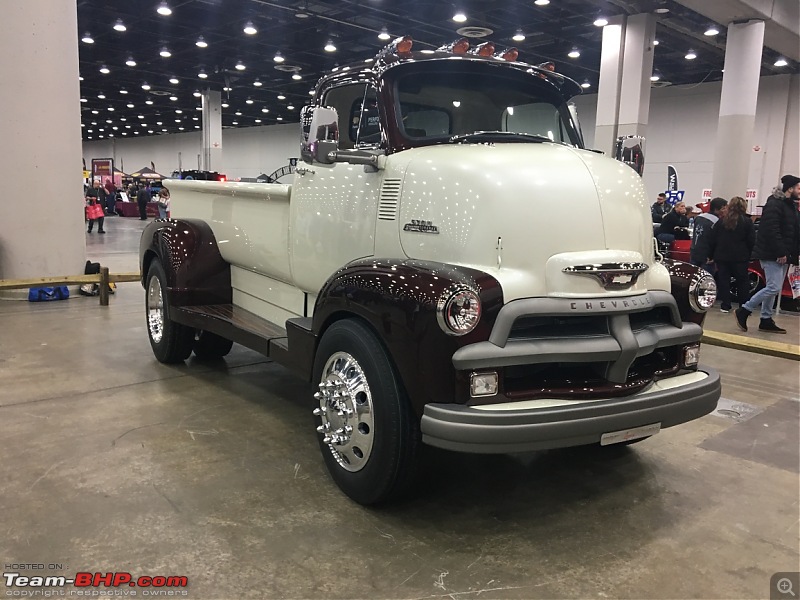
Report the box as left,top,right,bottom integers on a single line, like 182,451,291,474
437,287,481,335
689,272,717,312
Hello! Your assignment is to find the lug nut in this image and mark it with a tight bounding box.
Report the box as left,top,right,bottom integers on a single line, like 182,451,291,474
312,407,325,416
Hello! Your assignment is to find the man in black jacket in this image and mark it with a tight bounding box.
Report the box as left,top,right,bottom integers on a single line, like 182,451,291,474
651,193,668,223
735,174,800,333
691,197,727,272
136,183,152,220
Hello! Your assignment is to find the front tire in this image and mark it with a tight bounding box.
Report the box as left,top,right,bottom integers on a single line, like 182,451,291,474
312,319,420,505
146,260,195,363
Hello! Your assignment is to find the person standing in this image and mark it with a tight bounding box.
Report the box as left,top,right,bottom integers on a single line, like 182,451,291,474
136,183,152,220
691,197,727,273
85,180,106,234
735,175,800,333
651,193,668,224
156,188,170,219
708,196,755,312
103,178,117,215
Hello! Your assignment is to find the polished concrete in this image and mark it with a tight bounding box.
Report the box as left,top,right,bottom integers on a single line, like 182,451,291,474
1,216,798,599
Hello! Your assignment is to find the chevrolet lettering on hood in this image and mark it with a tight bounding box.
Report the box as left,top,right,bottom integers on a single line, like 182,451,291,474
569,296,653,311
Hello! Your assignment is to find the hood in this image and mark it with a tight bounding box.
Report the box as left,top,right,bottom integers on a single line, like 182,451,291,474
394,143,669,300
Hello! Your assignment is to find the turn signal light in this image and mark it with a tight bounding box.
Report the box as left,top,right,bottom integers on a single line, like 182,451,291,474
475,42,495,56
500,48,519,61
539,61,556,72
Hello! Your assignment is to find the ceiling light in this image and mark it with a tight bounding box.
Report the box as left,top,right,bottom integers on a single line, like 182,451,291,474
685,50,697,60
223,86,231,91
99,65,110,74
80,98,87,103
148,130,153,133
157,3,172,16
196,37,208,48
273,52,285,63
156,121,163,125
79,76,84,81
198,70,208,78
127,103,134,108
774,58,788,67
452,12,467,22
253,80,263,87
193,90,201,97
653,39,660,45
81,33,94,44
125,58,137,67
160,47,172,58
581,80,591,88
324,41,337,52
194,125,200,129
145,99,154,105
568,48,581,58
704,26,719,36
169,96,178,101
277,117,283,121
195,106,202,110
292,73,302,80
512,31,525,42
261,108,269,113
309,90,315,95
246,98,254,104
91,110,99,114
174,119,181,123
113,19,126,32
277,94,286,100
232,121,238,125
235,111,242,116
378,28,391,41
287,105,295,110
594,17,609,27
534,0,550,5
650,73,661,81
97,93,106,99
654,7,669,14
221,102,229,108
138,115,144,118
141,83,150,90
175,109,183,114
235,61,246,70
120,89,128,94
169,77,179,84
255,119,262,123
243,21,257,35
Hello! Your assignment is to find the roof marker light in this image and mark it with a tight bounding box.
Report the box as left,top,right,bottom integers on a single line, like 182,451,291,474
475,42,495,56
500,48,519,62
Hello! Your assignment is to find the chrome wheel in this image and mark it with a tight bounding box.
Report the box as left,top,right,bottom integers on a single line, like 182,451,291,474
147,275,164,344
314,351,375,473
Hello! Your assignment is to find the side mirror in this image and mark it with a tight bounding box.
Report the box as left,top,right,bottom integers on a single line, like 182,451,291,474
300,105,340,164
567,103,585,148
615,135,646,176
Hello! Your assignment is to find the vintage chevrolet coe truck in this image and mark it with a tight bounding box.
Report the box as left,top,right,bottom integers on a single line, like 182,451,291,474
140,37,721,504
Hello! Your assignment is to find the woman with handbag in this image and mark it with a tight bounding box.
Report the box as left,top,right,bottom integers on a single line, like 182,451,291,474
85,180,106,234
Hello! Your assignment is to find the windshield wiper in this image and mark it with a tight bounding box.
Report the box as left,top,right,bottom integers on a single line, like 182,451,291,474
448,131,553,144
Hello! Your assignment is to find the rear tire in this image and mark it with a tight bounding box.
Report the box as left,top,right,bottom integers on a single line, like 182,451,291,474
312,319,420,505
145,260,195,363
193,331,233,359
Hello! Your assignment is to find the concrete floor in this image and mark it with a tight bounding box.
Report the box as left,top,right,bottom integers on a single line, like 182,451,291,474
1,216,798,599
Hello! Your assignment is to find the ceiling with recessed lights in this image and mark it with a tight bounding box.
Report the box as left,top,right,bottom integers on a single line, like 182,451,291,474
77,0,798,141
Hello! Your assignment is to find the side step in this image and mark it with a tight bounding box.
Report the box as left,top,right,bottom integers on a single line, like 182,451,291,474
174,304,289,360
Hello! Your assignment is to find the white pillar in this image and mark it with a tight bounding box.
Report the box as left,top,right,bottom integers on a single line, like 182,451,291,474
711,20,765,201
617,13,656,139
201,89,222,171
0,0,85,291
594,16,626,156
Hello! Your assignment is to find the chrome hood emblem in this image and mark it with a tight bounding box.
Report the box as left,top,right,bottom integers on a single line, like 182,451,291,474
563,263,649,290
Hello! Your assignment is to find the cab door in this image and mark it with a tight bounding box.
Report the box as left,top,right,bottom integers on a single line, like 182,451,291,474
289,83,383,294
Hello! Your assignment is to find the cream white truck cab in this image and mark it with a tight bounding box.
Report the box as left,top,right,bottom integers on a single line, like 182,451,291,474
140,37,721,504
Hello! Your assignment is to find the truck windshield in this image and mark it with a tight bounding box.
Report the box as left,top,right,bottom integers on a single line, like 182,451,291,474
393,64,580,147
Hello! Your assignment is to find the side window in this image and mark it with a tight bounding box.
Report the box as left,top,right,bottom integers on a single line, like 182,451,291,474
322,84,381,150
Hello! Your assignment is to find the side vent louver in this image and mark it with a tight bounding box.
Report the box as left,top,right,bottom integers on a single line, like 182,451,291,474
378,178,401,220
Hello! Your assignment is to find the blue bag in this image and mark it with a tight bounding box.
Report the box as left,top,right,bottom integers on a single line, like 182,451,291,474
28,286,69,302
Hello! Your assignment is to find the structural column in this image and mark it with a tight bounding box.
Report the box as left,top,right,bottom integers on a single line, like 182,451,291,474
616,13,656,139
594,16,626,156
201,89,222,172
0,0,85,288
711,20,765,201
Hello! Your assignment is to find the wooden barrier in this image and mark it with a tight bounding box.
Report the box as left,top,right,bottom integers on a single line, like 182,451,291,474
0,270,141,306
702,330,800,361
